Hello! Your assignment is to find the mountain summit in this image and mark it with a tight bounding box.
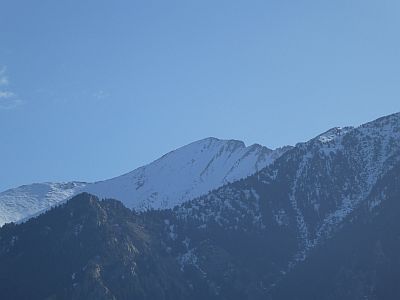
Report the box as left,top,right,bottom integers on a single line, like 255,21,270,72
0,138,289,226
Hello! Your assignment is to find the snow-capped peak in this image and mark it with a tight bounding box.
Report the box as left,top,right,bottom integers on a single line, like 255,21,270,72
83,137,283,210
0,138,288,226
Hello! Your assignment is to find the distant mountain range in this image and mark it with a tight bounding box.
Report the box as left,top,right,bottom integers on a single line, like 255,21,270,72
0,112,399,299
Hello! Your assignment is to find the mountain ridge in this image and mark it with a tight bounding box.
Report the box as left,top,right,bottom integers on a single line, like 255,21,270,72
2,112,399,227
0,112,400,299
0,137,289,226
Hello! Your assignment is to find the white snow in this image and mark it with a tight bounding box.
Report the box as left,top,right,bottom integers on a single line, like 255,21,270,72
0,182,86,226
0,137,287,226
289,152,313,262
289,112,400,265
82,138,284,211
316,127,353,144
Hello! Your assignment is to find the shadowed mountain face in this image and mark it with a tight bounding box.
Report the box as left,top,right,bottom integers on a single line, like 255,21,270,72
271,160,400,300
0,113,399,299
0,194,193,300
0,193,295,300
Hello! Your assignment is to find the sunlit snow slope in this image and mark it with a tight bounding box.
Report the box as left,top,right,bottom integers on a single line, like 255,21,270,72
84,138,288,210
0,182,86,226
0,138,289,226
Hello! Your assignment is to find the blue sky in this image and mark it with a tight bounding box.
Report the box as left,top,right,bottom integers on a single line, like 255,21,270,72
1,0,400,191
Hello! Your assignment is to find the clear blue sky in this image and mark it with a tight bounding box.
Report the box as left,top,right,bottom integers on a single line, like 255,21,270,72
1,0,399,191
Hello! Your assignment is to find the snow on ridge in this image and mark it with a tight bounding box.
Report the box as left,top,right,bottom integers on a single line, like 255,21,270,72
83,137,283,211
277,113,400,268
0,182,86,226
2,113,397,227
316,126,354,143
0,138,286,226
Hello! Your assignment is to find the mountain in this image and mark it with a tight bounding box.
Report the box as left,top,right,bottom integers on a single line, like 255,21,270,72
272,157,400,300
0,194,194,300
170,112,400,276
0,138,290,226
1,112,399,299
0,182,86,226
84,138,290,210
